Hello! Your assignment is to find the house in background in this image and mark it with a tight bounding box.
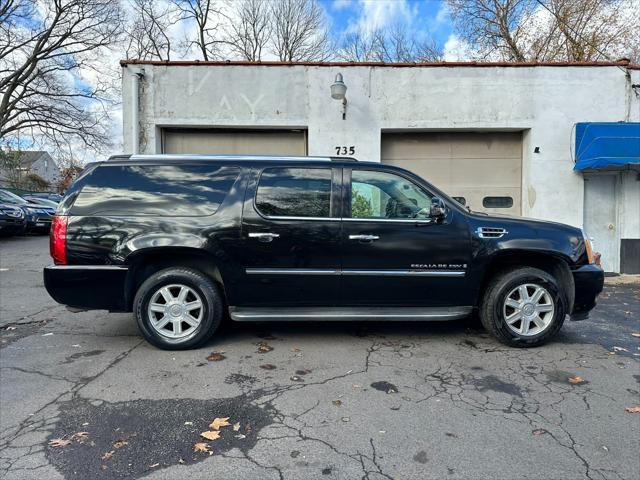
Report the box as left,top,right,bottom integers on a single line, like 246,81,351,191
0,150,60,190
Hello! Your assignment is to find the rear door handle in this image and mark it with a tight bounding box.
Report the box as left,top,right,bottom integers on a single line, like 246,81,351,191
349,234,379,242
249,232,280,242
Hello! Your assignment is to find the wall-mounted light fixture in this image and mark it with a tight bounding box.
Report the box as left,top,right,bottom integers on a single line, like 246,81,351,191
330,73,347,120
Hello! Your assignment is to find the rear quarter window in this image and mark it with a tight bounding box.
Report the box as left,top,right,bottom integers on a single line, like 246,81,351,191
70,164,239,216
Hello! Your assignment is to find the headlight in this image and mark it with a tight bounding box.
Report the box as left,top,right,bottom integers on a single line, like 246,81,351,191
581,229,595,264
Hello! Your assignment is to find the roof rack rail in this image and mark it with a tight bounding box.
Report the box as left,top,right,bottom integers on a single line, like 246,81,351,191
330,156,358,162
107,154,132,161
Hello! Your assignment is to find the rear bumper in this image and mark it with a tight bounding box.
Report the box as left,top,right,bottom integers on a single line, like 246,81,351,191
570,264,604,320
43,265,129,312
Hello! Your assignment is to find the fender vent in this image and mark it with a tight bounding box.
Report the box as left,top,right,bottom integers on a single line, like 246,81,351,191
476,227,508,238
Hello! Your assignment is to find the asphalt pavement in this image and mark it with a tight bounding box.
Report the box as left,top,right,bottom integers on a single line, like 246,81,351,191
1,235,639,480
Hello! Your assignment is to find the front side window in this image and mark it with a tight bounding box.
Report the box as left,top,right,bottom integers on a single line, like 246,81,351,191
256,167,332,218
351,170,433,220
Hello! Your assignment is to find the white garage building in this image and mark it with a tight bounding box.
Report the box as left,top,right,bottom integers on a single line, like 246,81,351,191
121,60,640,274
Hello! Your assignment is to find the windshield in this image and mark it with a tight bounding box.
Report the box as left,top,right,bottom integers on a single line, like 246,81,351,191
0,190,27,205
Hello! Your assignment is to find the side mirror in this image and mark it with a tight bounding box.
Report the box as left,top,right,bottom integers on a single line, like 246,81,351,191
430,196,446,218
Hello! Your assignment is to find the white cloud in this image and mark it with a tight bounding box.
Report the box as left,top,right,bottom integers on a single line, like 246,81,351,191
332,0,353,11
346,0,416,35
443,34,471,61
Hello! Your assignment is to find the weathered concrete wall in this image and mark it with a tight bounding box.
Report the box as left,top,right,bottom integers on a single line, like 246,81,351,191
122,64,640,231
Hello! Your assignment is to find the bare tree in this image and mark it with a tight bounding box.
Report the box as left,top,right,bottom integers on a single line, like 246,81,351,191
447,0,533,61
125,0,176,61
338,25,442,62
541,0,639,61
224,0,271,61
270,0,330,61
447,0,640,62
173,0,227,60
0,0,123,153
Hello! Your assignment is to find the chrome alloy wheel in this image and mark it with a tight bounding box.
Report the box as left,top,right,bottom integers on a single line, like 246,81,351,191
147,284,204,339
503,283,555,336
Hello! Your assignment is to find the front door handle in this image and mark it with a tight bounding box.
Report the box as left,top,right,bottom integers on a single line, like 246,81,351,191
249,232,280,243
349,234,380,242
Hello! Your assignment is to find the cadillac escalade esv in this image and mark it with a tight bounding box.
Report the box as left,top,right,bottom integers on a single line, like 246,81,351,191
44,155,604,350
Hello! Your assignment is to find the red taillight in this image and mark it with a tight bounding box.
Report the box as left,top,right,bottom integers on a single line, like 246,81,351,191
50,215,68,265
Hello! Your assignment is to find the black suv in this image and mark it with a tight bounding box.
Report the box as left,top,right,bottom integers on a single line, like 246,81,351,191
44,155,604,350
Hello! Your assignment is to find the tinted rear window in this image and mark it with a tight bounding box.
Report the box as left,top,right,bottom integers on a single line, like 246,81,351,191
70,164,239,216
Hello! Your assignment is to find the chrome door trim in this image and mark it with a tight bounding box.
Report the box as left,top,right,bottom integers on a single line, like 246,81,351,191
245,268,465,277
342,217,434,224
255,215,341,222
342,269,465,277
46,265,129,271
229,306,472,321
246,268,340,275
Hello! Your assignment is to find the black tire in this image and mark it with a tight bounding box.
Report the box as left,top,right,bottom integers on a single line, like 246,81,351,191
480,267,566,348
134,267,223,350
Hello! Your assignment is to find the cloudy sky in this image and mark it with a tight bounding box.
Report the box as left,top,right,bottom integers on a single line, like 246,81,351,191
322,0,453,42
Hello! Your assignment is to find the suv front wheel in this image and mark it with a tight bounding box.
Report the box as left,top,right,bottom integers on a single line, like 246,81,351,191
480,267,567,347
134,267,223,350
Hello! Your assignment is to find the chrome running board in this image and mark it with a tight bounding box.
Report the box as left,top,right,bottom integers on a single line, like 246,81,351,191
228,306,472,322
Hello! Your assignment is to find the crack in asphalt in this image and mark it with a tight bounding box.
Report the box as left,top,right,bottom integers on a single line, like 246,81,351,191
1,281,639,479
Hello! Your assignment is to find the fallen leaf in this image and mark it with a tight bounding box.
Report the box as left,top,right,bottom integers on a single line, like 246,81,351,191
209,417,231,430
625,406,640,413
295,369,312,375
256,342,273,353
233,422,240,431
291,347,301,352
49,438,71,448
102,450,115,461
332,400,342,406
113,440,128,449
194,442,210,453
532,429,548,436
631,332,640,338
260,364,276,370
568,375,584,385
206,352,226,362
71,432,89,442
200,431,221,441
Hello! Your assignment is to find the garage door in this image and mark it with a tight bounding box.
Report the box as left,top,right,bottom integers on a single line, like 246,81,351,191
163,129,307,156
381,132,522,215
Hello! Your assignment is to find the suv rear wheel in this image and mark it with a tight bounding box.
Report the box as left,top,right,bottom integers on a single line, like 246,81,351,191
480,267,566,347
134,267,223,350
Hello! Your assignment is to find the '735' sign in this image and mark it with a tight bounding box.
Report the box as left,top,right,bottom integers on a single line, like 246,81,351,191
335,146,355,156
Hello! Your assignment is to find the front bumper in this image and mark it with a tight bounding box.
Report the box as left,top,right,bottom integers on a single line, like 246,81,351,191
570,264,604,320
43,265,129,312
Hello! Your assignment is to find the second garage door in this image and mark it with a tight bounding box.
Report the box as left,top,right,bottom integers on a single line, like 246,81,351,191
163,129,307,156
381,132,522,215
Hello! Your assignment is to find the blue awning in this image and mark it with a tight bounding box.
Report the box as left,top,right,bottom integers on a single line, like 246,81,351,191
574,122,640,171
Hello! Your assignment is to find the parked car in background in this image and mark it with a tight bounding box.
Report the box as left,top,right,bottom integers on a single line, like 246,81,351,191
0,203,26,236
23,192,63,203
0,189,55,233
22,196,58,208
44,154,604,350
